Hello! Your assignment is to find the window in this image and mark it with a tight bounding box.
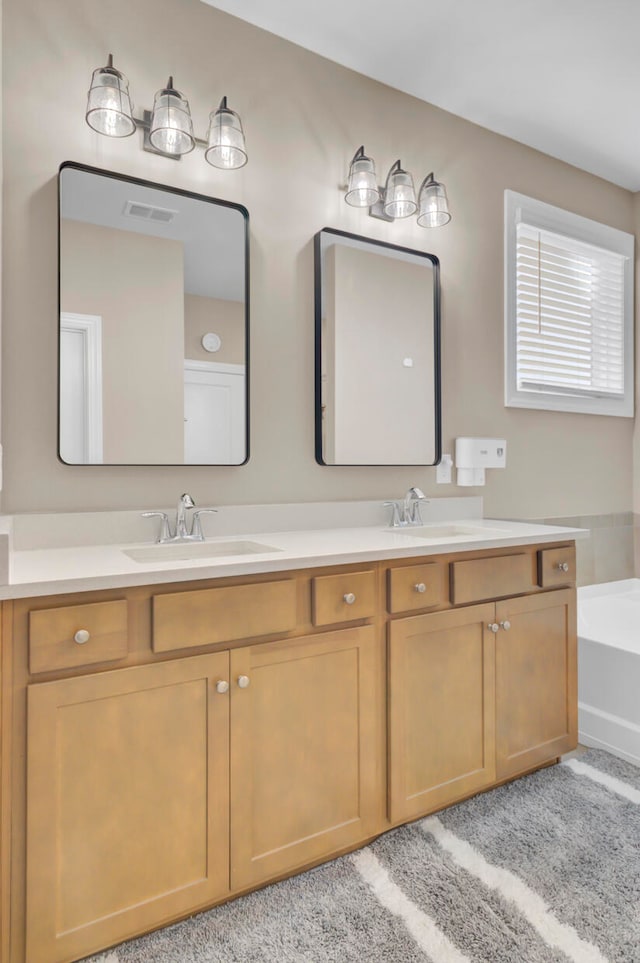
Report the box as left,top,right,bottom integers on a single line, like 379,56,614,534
504,191,634,417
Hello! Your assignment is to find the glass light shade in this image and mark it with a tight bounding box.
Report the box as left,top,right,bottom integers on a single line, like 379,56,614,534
383,162,417,219
85,55,135,137
417,174,452,228
149,78,195,155
345,148,380,207
205,97,247,169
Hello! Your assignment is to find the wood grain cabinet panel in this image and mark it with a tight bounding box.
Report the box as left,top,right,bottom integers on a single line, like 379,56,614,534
152,579,298,652
311,570,376,626
495,589,577,778
25,653,230,963
29,599,128,674
538,546,576,588
230,625,382,889
387,562,447,613
450,552,534,604
388,604,497,822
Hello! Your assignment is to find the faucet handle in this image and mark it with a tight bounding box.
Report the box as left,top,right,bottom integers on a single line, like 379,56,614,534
410,501,425,526
191,509,218,541
141,511,172,543
383,501,402,528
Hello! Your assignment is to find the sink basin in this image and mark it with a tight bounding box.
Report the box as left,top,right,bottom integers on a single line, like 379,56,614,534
385,524,509,540
123,540,281,563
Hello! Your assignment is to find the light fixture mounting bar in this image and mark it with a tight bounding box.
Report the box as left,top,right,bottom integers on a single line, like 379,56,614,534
368,190,394,222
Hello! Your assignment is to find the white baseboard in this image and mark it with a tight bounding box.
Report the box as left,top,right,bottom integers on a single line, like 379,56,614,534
578,701,640,768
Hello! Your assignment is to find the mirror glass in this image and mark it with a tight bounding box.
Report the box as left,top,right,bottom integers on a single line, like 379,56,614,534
315,228,441,465
58,163,249,465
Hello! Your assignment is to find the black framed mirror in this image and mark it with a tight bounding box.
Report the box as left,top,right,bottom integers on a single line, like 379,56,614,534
314,228,441,466
58,162,249,466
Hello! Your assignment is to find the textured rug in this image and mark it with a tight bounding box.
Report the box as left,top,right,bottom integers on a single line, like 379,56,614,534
86,749,640,963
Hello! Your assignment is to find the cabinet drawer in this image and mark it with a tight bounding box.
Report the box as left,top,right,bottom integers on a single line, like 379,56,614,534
450,553,534,605
29,600,129,674
538,546,576,587
388,562,447,613
152,579,297,652
312,570,376,626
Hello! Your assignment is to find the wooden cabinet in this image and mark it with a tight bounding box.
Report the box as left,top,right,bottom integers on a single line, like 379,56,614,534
387,561,447,613
495,589,577,778
230,625,381,889
152,578,298,652
3,542,577,963
29,598,128,673
24,623,382,963
26,653,230,963
388,603,496,822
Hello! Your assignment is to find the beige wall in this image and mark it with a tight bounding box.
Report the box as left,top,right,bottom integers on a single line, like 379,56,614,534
0,0,635,514
184,294,244,365
60,220,185,463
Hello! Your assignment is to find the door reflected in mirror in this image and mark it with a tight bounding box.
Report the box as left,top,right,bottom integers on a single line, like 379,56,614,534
58,162,249,465
314,228,441,466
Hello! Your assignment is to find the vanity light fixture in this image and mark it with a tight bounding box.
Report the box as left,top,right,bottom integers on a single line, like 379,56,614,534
417,172,451,227
85,55,248,168
382,160,417,219
149,77,195,156
345,146,380,207
85,54,135,138
344,148,451,227
205,97,248,169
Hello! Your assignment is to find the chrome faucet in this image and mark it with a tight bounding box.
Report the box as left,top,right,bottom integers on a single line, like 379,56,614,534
142,492,218,543
384,487,429,527
404,487,427,525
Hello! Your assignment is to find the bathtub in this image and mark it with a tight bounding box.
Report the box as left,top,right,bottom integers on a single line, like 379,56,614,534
578,579,640,767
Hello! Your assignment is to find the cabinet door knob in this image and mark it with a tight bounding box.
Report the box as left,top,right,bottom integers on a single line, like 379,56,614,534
414,583,427,594
499,620,511,631
488,623,499,633
215,680,230,694
343,593,356,605
556,561,569,573
237,675,251,689
74,629,91,645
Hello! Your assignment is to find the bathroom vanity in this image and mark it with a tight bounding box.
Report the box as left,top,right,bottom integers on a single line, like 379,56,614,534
0,517,581,963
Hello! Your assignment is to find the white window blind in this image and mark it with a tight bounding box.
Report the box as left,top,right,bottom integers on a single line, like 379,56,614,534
504,191,634,418
516,223,626,399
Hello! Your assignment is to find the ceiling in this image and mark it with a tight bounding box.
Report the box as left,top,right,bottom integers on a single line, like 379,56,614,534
202,0,640,192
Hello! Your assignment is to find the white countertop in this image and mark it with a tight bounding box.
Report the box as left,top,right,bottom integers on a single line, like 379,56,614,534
1,517,587,600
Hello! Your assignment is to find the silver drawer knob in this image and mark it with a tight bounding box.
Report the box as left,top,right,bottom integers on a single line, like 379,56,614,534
215,680,230,694
488,623,499,633
343,593,356,605
74,629,91,645
237,675,250,689
556,561,569,573
414,583,427,594
499,620,511,631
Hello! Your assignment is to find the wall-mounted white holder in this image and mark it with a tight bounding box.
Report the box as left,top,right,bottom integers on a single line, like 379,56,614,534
455,437,507,487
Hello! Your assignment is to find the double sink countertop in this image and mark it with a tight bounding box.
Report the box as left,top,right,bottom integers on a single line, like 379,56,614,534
0,497,588,600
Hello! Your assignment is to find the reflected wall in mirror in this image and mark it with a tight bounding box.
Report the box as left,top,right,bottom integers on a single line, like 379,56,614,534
58,162,249,465
314,228,441,466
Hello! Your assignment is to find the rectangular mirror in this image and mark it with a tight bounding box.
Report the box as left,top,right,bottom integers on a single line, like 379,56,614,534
58,162,249,465
314,228,441,466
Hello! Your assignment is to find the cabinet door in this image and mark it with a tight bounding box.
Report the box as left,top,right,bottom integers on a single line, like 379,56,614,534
230,626,382,890
496,589,577,779
26,653,230,963
388,603,496,823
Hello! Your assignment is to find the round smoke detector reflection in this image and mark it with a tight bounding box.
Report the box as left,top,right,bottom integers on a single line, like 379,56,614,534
202,333,222,353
